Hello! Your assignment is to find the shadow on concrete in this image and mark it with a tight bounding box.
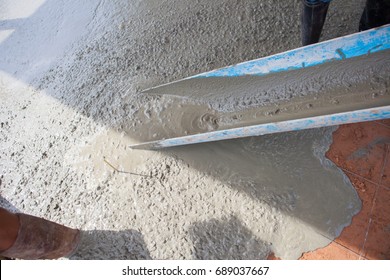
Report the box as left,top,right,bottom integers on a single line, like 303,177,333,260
189,215,270,260
0,196,150,260
70,229,151,260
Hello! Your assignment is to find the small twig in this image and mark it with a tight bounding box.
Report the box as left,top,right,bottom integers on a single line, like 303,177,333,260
103,157,151,178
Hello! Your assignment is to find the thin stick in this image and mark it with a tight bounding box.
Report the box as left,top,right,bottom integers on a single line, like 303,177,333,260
103,157,151,178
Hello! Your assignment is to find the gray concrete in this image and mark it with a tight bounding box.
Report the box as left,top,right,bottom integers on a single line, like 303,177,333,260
0,0,367,259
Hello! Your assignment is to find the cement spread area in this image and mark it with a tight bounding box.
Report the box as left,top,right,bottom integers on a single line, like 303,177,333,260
0,0,369,259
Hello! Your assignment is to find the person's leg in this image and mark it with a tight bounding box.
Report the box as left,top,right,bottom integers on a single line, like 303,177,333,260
359,0,390,31
0,208,19,252
0,207,80,259
301,0,333,46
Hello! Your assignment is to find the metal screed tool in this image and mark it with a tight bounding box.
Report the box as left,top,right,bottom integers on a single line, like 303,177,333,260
131,25,390,150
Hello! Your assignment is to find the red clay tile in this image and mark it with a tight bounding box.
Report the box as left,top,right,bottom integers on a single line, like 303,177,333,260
335,215,369,255
299,122,390,260
326,122,390,184
380,145,390,187
300,242,360,260
362,221,390,260
371,185,390,226
266,252,281,260
346,175,377,218
376,119,390,128
334,175,376,254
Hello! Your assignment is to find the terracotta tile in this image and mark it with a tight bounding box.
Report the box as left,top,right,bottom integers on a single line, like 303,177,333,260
380,145,390,187
376,119,390,128
363,221,390,260
266,252,281,260
300,242,359,260
345,174,377,220
335,175,376,253
371,185,390,226
305,121,390,260
326,122,390,184
335,215,369,255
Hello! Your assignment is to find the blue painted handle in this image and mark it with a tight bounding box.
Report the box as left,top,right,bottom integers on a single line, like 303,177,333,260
130,106,390,149
192,25,390,78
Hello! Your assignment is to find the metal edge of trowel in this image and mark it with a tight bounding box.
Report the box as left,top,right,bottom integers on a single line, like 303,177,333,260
142,24,390,94
129,106,390,150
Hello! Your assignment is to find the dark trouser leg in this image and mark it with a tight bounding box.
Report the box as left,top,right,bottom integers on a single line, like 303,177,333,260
359,0,390,31
301,0,331,46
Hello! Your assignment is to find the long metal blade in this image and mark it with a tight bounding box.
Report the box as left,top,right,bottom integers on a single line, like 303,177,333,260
129,106,390,149
132,25,390,149
143,25,390,96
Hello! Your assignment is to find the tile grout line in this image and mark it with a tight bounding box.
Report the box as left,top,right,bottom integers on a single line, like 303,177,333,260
374,120,390,130
340,168,381,187
342,166,389,191
332,239,366,259
331,154,380,259
359,143,389,259
379,143,390,189
380,184,390,191
313,229,364,258
328,124,389,259
359,219,373,260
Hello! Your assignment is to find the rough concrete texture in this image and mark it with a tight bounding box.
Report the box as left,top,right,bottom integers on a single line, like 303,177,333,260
0,0,368,259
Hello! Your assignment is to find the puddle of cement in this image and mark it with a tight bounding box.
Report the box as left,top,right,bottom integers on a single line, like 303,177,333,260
169,126,361,259
170,127,360,239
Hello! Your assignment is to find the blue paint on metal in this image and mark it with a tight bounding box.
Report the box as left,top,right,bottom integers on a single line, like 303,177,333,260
130,106,390,149
189,25,390,79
